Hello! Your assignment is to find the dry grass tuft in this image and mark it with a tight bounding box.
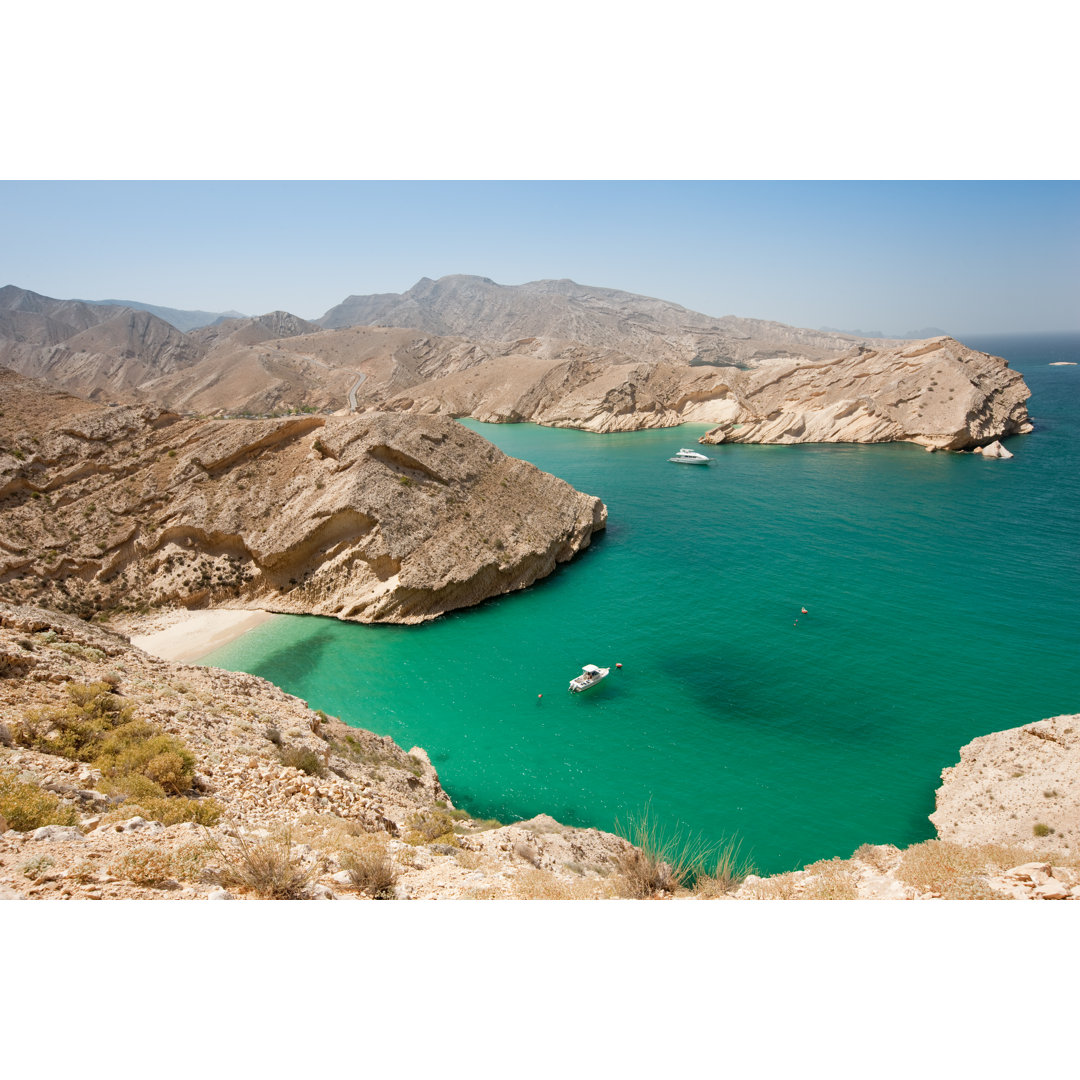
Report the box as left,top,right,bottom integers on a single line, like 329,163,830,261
208,828,315,899
742,871,800,900
614,805,747,898
852,843,901,873
896,839,1074,899
338,835,398,898
108,845,178,887
693,837,755,897
512,868,620,900
799,857,860,899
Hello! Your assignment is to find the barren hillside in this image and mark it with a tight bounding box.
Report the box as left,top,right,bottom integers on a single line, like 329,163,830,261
0,370,606,624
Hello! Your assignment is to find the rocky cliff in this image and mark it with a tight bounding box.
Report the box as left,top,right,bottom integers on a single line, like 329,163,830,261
0,370,606,624
698,337,1032,450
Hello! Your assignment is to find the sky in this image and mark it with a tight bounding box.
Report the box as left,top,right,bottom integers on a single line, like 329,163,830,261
3,179,1078,335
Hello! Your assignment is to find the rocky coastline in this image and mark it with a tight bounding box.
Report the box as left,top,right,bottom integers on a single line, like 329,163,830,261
1,601,1076,900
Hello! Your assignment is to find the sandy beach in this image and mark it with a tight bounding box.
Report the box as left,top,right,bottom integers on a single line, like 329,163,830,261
123,608,278,662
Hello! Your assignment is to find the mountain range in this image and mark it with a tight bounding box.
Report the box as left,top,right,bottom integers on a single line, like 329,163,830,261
0,276,1031,449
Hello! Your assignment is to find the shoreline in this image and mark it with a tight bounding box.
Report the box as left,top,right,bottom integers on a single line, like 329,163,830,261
121,608,278,662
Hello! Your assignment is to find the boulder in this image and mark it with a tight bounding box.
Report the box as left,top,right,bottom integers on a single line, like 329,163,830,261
30,825,84,842
981,440,1014,459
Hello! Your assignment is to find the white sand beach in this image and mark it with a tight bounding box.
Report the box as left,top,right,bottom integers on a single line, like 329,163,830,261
124,608,278,662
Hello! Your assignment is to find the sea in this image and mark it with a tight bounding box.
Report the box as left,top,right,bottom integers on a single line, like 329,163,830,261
199,333,1080,876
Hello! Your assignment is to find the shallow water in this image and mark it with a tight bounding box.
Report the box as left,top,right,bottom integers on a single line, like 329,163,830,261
201,334,1080,874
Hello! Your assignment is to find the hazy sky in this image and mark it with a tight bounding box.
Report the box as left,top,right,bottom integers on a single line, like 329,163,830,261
3,180,1076,335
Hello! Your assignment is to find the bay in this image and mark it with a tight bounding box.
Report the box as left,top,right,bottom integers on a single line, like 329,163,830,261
200,334,1080,875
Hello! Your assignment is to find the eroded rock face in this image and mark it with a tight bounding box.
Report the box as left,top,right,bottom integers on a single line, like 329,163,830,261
699,338,1032,451
0,371,605,624
930,714,1080,852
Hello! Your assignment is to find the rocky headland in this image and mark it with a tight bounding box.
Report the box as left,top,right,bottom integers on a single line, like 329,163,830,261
0,370,605,624
698,336,1032,451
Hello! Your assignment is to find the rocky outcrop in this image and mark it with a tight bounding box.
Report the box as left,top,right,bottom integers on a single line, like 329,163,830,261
930,714,1080,851
699,337,1032,451
0,370,605,624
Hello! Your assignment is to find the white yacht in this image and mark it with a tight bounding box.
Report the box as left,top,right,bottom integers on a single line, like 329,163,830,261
669,447,710,465
568,664,610,693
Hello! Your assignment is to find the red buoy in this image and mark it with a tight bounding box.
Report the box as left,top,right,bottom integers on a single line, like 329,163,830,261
801,608,808,614
616,663,622,669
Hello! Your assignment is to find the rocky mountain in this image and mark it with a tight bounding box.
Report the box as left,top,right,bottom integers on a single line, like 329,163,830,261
0,281,1033,452
78,298,246,333
0,370,606,624
317,274,873,366
0,286,126,346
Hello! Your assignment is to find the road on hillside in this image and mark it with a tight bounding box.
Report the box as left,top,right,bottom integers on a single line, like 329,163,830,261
348,372,367,412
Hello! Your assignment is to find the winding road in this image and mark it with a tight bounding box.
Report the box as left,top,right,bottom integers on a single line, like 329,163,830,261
347,372,367,412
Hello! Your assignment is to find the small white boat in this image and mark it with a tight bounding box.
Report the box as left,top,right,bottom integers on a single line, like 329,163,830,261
669,447,710,464
569,664,610,693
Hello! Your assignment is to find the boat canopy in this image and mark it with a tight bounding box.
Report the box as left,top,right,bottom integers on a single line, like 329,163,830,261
582,664,602,674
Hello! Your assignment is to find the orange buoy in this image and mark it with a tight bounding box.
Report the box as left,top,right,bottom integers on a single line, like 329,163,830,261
616,663,622,669
801,608,808,614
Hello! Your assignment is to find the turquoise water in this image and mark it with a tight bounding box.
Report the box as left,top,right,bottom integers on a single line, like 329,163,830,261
201,334,1080,875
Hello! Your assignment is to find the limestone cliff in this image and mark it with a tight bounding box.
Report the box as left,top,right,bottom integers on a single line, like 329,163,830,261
698,337,1032,451
0,370,606,624
930,714,1080,850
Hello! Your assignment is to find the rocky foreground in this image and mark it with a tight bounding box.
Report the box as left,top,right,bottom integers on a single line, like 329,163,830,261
1,602,1076,900
0,370,605,624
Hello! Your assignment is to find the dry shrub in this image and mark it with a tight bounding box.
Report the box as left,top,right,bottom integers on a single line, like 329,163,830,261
896,839,1062,899
95,721,195,794
279,745,325,777
0,768,79,831
132,795,222,826
339,836,398,898
742,872,800,900
455,849,483,870
17,681,133,760
209,828,315,899
513,841,542,867
799,857,860,899
852,843,901,873
20,855,55,880
513,868,620,900
109,846,177,887
405,808,458,847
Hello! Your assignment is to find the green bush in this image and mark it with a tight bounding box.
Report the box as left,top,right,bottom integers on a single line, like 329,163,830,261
0,769,80,832
1034,823,1051,837
94,721,195,794
279,745,326,777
